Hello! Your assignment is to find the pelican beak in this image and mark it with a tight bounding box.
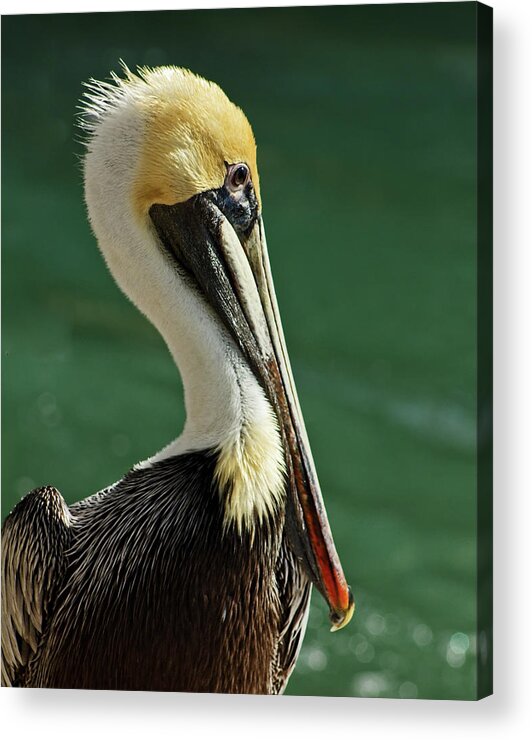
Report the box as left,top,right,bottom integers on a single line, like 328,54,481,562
150,190,354,632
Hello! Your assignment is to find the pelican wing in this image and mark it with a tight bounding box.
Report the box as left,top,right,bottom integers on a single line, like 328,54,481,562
1,486,72,686
273,541,312,694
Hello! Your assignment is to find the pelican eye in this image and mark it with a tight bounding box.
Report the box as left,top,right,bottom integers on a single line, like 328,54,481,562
227,163,250,192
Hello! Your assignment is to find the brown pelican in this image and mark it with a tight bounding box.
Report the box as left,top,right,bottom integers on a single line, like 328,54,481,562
1,66,354,692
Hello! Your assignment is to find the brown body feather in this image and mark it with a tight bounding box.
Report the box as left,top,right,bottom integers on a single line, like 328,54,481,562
1,452,311,692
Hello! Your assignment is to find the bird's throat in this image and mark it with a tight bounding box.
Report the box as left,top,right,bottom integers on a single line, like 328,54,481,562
140,285,286,535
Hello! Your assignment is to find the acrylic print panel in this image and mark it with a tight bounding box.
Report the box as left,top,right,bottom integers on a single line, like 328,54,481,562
1,2,492,699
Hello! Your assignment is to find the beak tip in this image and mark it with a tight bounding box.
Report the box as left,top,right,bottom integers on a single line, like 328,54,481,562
329,586,355,633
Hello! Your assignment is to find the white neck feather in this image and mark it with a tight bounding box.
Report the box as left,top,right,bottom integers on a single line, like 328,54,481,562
84,104,285,530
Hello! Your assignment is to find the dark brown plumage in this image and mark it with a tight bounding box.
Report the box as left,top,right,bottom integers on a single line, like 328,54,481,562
2,453,310,692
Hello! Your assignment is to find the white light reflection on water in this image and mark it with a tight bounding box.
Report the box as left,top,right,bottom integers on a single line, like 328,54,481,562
348,632,375,663
446,632,471,668
366,612,386,636
399,680,418,699
296,646,328,673
295,589,477,698
307,648,328,671
412,623,433,647
355,641,375,664
352,671,391,698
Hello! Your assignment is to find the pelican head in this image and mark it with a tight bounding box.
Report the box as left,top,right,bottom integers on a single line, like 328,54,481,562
82,65,354,631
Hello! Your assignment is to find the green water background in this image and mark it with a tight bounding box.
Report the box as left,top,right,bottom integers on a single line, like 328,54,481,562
2,3,478,699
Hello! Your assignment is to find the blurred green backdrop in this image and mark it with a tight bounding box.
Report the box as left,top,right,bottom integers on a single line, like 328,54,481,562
2,3,479,699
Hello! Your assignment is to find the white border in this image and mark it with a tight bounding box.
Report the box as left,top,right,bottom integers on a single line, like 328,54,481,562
1,0,531,737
